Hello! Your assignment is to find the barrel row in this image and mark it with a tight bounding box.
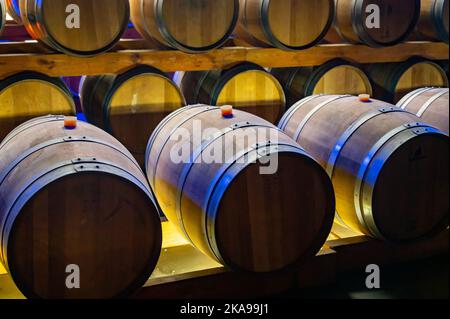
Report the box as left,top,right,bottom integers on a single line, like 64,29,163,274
1,92,448,298
2,0,448,55
1,58,448,165
279,94,449,241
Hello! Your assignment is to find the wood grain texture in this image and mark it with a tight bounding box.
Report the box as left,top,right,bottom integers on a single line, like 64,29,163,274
0,72,75,140
331,0,420,47
146,105,335,273
19,0,129,56
413,0,449,43
397,87,449,135
280,95,449,242
0,116,162,299
272,60,373,106
0,42,448,77
130,0,238,52
366,58,449,103
235,0,334,50
80,66,185,167
176,64,285,124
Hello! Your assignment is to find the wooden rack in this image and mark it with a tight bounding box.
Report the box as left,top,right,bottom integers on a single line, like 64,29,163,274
0,41,448,77
1,222,448,299
0,37,448,299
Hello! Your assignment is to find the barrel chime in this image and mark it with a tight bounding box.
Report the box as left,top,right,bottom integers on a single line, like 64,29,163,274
413,0,449,44
234,0,335,50
146,105,336,273
366,58,449,103
398,87,449,135
175,63,286,124
327,0,421,47
0,116,162,298
80,66,186,167
0,72,76,141
279,95,449,242
271,60,373,107
10,0,130,56
130,0,239,53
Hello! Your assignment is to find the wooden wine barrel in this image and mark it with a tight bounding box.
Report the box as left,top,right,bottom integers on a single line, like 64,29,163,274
271,60,373,107
397,87,449,135
80,66,186,167
174,63,286,124
234,0,334,50
0,72,76,141
146,105,335,273
5,0,21,24
330,0,421,47
129,0,239,53
279,95,449,242
19,0,129,56
0,115,162,299
414,0,449,43
366,58,449,103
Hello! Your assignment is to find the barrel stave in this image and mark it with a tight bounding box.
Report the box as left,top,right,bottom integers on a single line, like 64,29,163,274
0,116,162,298
280,95,449,241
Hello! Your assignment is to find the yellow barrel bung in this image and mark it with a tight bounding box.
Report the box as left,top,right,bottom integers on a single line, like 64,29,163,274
235,0,334,50
130,0,239,53
80,66,186,167
0,115,162,298
146,105,335,273
175,63,286,124
0,72,76,141
272,60,373,106
19,0,129,56
366,58,449,103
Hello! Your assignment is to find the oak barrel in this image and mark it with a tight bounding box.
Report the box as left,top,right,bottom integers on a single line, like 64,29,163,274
397,87,449,135
0,115,162,299
234,0,334,50
80,66,186,167
174,63,286,124
330,0,421,47
414,0,449,43
146,105,335,272
19,0,129,56
366,58,449,103
129,0,239,53
271,60,373,107
279,95,449,242
0,72,75,141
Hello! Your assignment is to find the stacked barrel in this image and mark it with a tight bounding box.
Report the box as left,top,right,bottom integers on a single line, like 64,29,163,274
79,66,186,167
0,116,162,298
174,63,286,124
0,0,448,300
146,105,335,272
0,72,76,140
279,95,449,241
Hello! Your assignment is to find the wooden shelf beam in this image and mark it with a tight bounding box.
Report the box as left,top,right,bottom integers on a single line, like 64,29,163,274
0,41,448,77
